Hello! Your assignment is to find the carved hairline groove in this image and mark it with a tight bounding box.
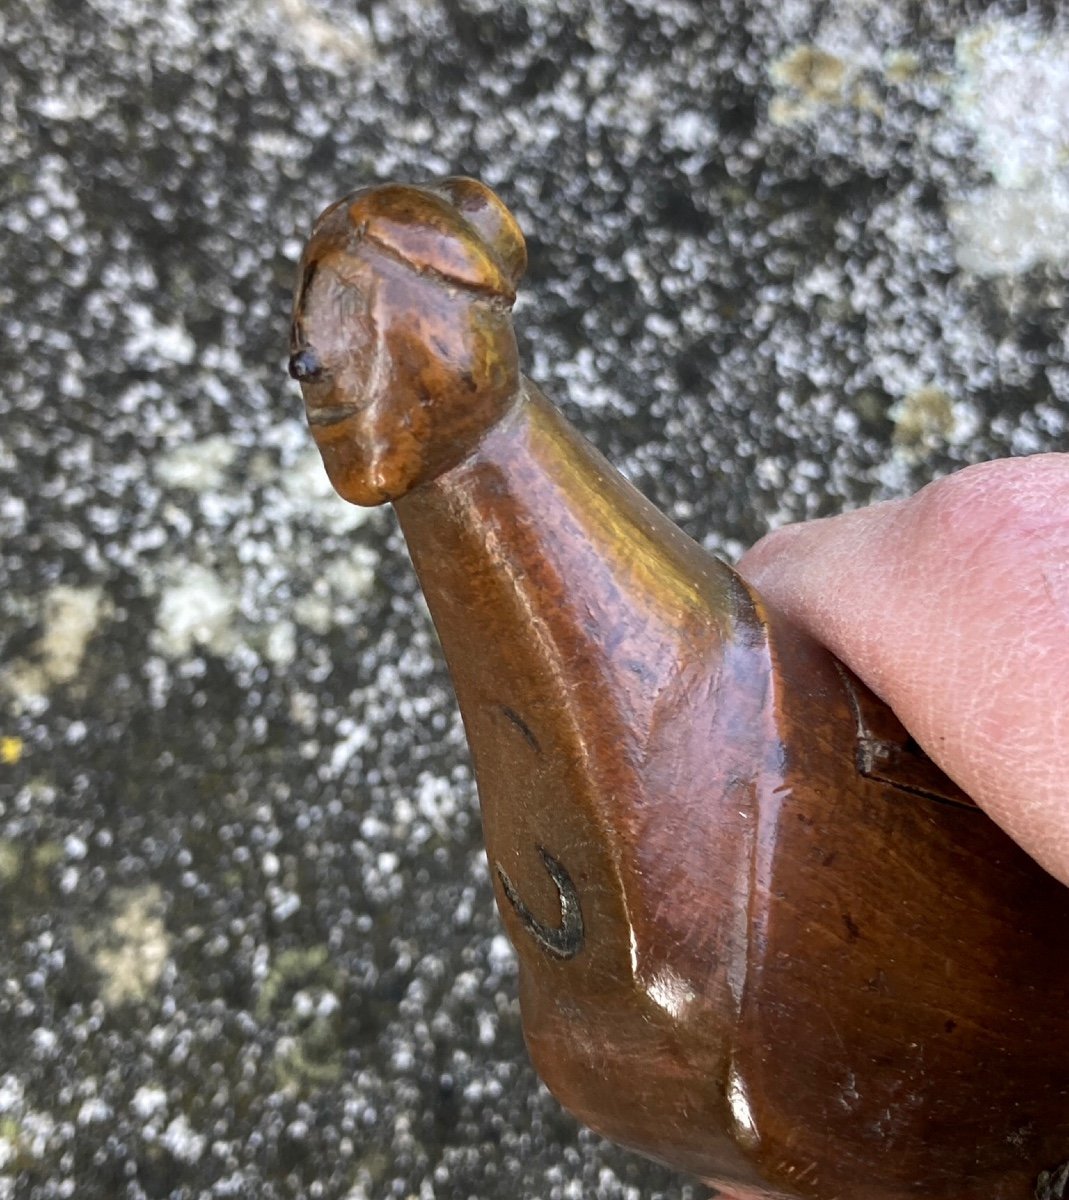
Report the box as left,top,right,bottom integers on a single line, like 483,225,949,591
354,226,518,308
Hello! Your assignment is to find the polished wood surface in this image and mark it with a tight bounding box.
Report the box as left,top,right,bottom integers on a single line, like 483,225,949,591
290,178,1069,1200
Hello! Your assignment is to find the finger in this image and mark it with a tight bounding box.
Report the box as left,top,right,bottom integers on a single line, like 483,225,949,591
737,454,1069,886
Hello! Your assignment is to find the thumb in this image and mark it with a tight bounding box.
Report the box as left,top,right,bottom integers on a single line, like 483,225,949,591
737,454,1069,887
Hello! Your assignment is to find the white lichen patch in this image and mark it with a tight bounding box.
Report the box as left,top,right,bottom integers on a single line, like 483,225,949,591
291,593,333,636
159,1113,206,1164
151,563,241,659
955,21,1069,192
146,515,379,665
81,0,204,50
76,1097,113,1126
949,19,1069,275
2,585,112,702
262,0,375,71
77,885,171,1009
949,182,1069,275
321,552,378,602
154,435,237,492
34,587,109,684
0,1074,58,1178
277,447,375,535
123,302,197,368
130,1085,168,1121
262,619,298,668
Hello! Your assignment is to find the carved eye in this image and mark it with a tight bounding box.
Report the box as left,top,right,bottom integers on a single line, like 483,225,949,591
288,347,324,382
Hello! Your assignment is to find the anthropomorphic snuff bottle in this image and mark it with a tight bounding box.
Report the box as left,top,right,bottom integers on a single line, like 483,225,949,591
289,177,1069,1200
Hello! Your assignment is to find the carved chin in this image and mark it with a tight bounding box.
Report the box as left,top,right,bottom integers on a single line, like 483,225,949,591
331,472,395,508
309,417,427,508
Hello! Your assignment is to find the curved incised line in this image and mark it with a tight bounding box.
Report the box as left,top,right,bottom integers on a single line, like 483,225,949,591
496,847,584,960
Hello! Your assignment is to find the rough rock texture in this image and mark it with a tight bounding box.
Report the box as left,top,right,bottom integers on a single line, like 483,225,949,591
1,1,1066,1198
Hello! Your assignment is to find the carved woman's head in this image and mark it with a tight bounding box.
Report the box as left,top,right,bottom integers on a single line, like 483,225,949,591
289,177,527,506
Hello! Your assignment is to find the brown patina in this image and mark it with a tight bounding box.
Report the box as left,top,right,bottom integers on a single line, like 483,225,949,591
290,177,1069,1200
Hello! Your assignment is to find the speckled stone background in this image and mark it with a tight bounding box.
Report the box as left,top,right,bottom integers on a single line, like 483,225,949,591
1,1,1067,1198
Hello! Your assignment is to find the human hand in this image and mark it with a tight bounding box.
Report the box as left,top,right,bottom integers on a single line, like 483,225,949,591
737,453,1069,887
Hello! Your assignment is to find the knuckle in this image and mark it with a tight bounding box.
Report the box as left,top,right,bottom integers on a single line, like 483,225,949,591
907,454,1069,554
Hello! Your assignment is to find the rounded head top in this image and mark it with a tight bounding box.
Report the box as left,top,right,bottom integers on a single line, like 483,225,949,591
289,177,527,506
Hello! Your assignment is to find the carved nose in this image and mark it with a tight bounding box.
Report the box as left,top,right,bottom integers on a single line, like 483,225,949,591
288,347,323,382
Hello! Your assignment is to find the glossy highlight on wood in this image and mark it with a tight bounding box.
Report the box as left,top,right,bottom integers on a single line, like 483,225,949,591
290,177,1069,1200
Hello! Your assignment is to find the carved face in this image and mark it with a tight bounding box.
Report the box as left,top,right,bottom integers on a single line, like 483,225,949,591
289,180,526,506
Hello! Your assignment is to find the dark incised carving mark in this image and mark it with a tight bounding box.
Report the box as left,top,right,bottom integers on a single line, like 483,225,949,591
500,704,540,752
496,847,584,959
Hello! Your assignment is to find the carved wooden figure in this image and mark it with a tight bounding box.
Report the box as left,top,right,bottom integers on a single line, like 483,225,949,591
289,178,1069,1200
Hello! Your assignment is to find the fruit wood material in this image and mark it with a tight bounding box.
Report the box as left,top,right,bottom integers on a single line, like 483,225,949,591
288,177,1069,1200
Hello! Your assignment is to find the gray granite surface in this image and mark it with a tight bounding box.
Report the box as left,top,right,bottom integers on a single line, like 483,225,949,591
1,1,1067,1197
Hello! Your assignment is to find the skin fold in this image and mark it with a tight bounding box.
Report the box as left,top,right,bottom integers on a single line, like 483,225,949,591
738,452,1069,888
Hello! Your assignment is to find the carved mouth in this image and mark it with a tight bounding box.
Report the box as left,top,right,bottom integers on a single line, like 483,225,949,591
305,402,363,428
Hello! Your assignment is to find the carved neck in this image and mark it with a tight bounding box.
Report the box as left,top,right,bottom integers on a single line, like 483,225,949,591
393,377,763,965
393,379,749,782
392,378,771,1174
395,376,748,644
